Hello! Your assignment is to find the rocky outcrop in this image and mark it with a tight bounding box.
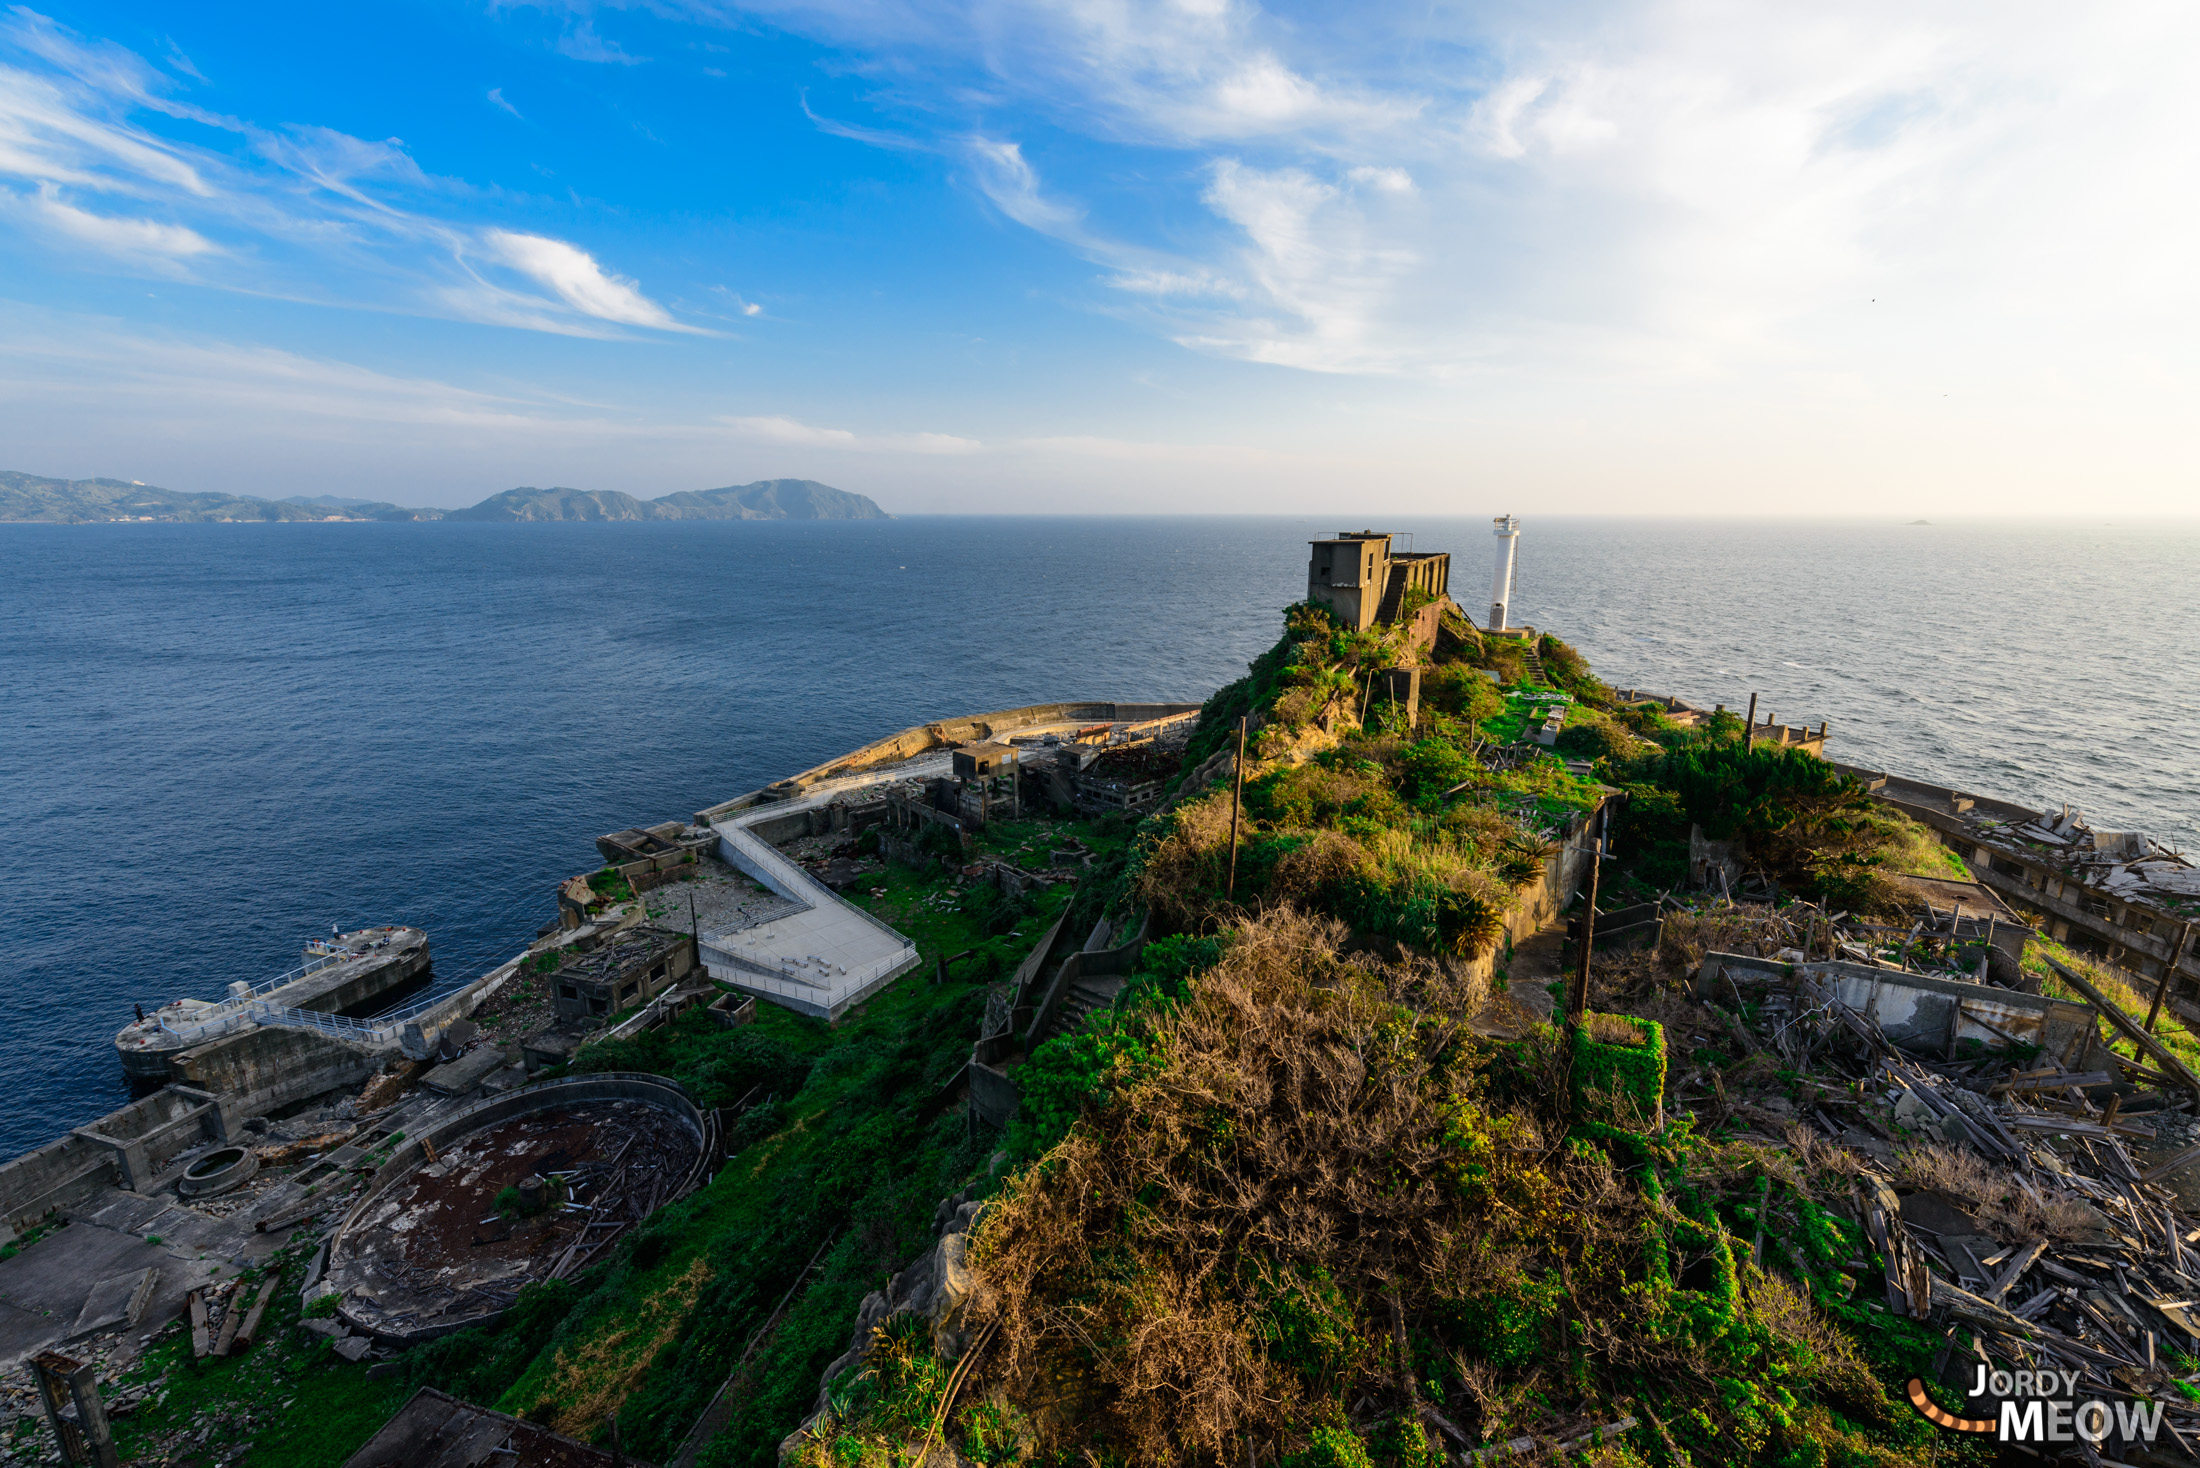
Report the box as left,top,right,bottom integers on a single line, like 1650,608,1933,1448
780,1195,990,1461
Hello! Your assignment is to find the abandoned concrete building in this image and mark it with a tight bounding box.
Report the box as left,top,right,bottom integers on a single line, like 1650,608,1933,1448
1306,531,1452,632
549,927,697,1022
1841,765,2200,1008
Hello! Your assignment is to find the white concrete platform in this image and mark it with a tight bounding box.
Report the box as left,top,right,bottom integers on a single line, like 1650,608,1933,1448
703,808,921,1020
696,716,1162,1019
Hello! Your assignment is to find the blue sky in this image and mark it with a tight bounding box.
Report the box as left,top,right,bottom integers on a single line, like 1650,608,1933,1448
2,1,2195,513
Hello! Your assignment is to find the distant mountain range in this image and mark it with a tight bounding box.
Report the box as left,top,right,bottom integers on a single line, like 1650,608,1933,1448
444,480,887,521
0,472,888,524
0,472,441,523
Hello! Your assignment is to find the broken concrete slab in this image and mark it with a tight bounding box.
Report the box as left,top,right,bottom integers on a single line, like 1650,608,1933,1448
421,1045,512,1096
69,1267,158,1339
332,1334,373,1361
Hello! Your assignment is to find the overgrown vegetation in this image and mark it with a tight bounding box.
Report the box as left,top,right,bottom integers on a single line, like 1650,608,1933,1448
798,606,1979,1468
143,598,2004,1468
813,913,1957,1468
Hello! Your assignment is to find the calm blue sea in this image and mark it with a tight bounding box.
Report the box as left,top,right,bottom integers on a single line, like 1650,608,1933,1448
3,516,2195,1157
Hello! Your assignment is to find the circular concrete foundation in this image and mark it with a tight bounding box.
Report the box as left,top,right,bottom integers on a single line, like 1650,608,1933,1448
179,1145,260,1198
322,1073,714,1342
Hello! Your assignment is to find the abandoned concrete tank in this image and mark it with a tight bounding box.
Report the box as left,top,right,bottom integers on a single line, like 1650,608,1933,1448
320,1072,716,1342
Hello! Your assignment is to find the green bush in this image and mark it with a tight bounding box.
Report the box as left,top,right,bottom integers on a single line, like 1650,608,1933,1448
1571,1015,1666,1125
1287,1425,1375,1468
1537,634,1610,704
570,1011,810,1111
1420,663,1503,724
1552,711,1631,763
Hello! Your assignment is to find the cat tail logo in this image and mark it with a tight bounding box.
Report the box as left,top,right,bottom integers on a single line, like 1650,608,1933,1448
1907,1379,1996,1434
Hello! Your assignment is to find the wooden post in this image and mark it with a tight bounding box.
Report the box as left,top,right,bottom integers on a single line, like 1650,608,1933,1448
1744,693,1758,749
2146,921,2193,1032
1226,718,1249,899
1567,805,1606,1028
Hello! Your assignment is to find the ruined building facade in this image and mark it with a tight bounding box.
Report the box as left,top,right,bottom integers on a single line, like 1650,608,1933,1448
1306,532,1452,633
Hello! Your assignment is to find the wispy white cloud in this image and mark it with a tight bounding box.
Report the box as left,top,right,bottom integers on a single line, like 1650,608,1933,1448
556,18,645,64
0,8,697,338
484,230,687,329
24,183,216,258
487,86,522,117
723,413,980,454
691,0,2200,382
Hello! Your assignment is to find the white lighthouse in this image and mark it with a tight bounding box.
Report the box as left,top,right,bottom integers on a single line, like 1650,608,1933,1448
1488,515,1520,631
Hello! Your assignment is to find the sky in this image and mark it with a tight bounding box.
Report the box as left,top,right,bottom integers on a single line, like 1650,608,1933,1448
1,1,2196,515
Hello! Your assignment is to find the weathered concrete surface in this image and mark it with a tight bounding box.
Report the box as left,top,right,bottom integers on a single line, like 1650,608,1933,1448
694,700,1201,822
172,1025,383,1119
1701,951,2096,1058
274,930,432,1016
420,1045,512,1096
0,1182,283,1368
703,808,921,1020
68,1267,156,1339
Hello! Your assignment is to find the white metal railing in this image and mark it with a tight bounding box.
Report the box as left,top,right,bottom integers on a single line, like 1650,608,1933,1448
154,950,347,1044
152,930,414,1045
247,987,449,1045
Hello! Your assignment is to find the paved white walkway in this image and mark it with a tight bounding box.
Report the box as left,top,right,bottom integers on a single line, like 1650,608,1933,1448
702,806,920,1019
696,720,1131,1018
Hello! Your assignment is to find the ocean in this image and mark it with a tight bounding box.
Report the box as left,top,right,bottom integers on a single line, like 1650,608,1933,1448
2,515,2194,1158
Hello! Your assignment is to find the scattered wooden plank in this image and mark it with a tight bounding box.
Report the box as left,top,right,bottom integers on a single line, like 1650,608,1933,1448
231,1273,281,1354
212,1287,244,1359
2143,1143,2200,1185
1994,1071,2113,1094
1985,1241,2048,1303
2042,955,2200,1101
188,1289,210,1360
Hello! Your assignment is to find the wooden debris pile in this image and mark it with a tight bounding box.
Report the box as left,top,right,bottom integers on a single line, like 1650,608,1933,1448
1667,930,2200,1460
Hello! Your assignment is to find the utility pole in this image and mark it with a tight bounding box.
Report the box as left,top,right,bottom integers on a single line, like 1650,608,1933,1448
1744,692,1758,750
1566,803,1608,1029
1226,717,1248,899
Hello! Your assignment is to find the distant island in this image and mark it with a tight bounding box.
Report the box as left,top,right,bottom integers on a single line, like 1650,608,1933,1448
0,471,888,524
444,480,887,522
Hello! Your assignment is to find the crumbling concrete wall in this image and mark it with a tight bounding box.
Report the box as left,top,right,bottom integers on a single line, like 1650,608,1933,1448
72,1086,232,1191
693,700,1202,822
0,1132,115,1232
172,1025,383,1118
1701,951,2097,1061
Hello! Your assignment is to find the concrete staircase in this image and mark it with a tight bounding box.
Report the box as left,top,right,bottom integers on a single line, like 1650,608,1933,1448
1520,645,1552,688
1042,975,1125,1043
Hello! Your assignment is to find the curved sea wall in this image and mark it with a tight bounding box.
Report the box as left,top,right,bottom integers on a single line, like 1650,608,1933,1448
694,699,1201,822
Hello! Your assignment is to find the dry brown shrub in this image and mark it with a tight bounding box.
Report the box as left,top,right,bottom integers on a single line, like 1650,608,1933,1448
969,909,1576,1462
1135,791,1238,929
1890,1143,2106,1245
963,909,1871,1465
1656,905,1814,971
1268,829,1371,903
1584,1012,1643,1046
1441,803,1517,859
1271,685,1321,729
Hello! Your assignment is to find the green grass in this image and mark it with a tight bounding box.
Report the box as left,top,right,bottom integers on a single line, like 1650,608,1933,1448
2028,932,2200,1077
109,1241,413,1468
344,820,1114,1468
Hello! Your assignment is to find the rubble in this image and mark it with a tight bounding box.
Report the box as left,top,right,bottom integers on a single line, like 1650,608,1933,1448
1637,896,2200,1448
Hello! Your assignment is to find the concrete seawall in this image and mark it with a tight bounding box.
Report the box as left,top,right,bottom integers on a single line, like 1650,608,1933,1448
694,698,1202,822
